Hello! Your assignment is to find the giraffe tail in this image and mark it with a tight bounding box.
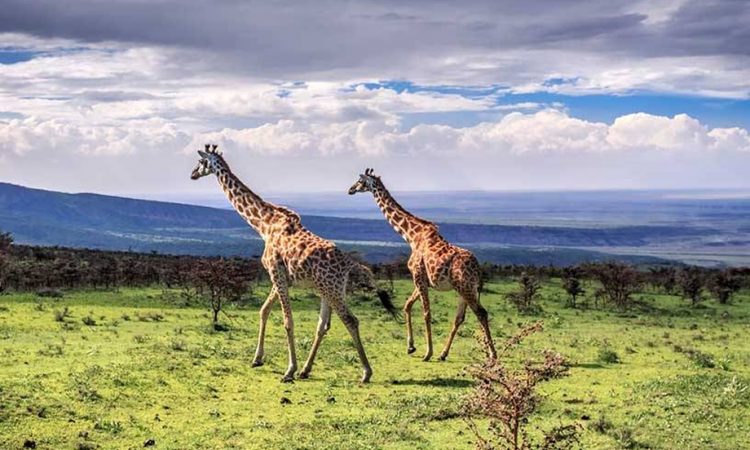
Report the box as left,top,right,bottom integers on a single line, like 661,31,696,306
375,289,399,319
348,262,400,319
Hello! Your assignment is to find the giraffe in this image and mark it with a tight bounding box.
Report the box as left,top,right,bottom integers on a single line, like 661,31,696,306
348,168,497,362
191,146,397,383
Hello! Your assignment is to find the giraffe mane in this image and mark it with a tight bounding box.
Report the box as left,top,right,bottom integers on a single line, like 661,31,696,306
273,205,302,234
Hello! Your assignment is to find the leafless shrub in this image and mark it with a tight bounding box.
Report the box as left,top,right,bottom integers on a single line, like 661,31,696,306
506,273,542,313
678,267,704,306
561,268,585,309
586,262,641,310
708,270,741,305
462,321,579,450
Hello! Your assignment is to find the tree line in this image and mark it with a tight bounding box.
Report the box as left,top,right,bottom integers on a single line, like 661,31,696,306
1,231,747,314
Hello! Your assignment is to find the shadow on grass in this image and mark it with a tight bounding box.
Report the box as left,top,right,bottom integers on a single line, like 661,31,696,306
391,377,473,388
573,362,606,369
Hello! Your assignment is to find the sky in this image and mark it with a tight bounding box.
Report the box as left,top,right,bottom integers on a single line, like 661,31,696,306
0,0,749,201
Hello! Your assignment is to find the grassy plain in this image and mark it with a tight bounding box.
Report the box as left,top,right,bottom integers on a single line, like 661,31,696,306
1,280,749,449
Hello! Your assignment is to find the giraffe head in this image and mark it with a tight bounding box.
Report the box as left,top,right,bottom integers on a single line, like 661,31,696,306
190,144,225,180
348,168,380,195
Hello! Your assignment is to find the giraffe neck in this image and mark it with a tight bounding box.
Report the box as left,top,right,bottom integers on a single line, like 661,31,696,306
371,181,428,245
214,165,275,239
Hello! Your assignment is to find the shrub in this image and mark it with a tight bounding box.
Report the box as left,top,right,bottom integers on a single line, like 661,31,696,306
36,288,63,298
597,346,620,364
685,349,714,368
82,315,97,326
54,306,72,322
678,267,704,306
587,262,640,310
170,339,187,352
672,344,715,368
562,268,585,308
709,270,741,305
461,321,579,450
505,272,542,313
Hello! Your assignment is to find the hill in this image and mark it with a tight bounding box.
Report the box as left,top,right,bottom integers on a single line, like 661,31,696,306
0,182,684,265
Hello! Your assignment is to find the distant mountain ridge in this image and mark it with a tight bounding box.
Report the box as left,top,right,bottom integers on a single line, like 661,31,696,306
0,182,684,265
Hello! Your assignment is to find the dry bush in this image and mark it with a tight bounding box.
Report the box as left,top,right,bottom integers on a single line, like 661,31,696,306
462,321,579,450
678,267,704,306
587,262,641,310
506,273,542,313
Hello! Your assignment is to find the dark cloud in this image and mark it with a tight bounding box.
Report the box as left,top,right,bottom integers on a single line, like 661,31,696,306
1,0,747,81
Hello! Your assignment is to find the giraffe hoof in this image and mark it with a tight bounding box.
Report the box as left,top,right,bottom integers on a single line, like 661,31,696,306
251,360,264,367
422,354,432,362
298,371,310,379
280,375,295,383
407,346,417,354
438,354,447,361
360,372,372,384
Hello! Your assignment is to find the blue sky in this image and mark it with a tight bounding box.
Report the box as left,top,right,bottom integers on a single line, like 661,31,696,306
0,0,749,197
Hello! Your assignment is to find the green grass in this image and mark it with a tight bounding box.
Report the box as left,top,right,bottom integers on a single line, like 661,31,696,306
1,281,749,449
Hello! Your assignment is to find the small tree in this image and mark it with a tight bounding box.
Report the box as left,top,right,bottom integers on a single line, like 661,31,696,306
678,267,704,306
0,231,13,292
462,322,579,450
506,272,541,313
709,270,740,305
561,268,585,308
192,258,253,328
589,262,640,310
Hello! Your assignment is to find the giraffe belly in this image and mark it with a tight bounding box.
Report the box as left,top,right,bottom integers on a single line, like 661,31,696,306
430,277,453,291
291,278,315,289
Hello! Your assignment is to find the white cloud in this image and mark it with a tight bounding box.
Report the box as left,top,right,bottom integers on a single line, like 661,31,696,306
189,110,750,157
0,116,189,156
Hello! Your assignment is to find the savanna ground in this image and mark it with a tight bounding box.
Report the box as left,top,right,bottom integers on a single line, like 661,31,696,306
1,280,749,449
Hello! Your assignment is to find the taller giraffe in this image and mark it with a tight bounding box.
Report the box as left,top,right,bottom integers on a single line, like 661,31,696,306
348,169,497,361
191,146,396,383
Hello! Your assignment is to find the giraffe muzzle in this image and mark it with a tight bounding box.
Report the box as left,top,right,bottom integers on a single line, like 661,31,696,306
190,170,200,180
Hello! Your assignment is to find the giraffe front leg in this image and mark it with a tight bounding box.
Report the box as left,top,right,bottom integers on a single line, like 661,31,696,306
403,289,420,354
252,286,278,367
299,300,331,379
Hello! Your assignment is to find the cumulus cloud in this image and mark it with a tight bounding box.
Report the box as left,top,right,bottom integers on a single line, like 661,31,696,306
0,117,189,156
189,110,750,157
0,1,748,195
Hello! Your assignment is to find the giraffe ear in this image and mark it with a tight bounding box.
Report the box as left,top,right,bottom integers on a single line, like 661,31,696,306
198,150,209,159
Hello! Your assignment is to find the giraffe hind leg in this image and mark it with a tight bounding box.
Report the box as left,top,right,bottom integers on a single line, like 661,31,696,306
438,297,467,361
330,296,372,383
403,289,420,354
467,292,497,360
271,276,296,383
419,289,433,362
299,300,332,379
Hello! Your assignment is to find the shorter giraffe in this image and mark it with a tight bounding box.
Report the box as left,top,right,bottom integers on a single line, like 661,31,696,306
191,146,397,382
349,169,497,361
